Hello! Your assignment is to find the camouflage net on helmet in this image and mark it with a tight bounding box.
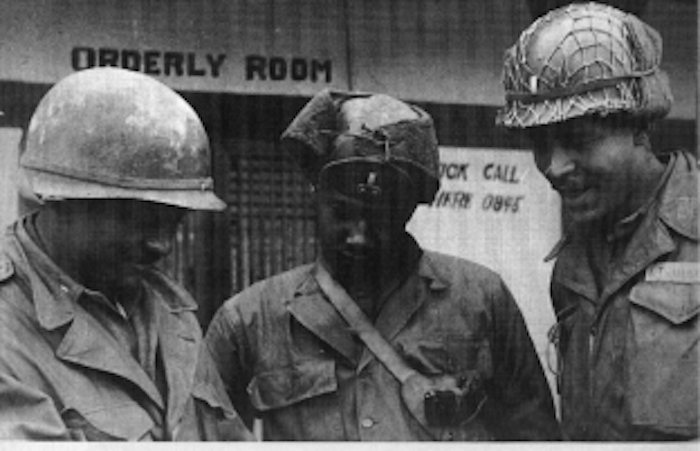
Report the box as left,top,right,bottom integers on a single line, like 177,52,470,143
498,2,673,128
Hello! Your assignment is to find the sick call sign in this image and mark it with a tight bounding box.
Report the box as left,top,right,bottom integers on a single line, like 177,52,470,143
431,155,531,214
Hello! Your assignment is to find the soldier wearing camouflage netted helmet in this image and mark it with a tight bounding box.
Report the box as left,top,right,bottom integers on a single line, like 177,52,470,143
0,68,253,440
499,2,698,441
205,89,561,441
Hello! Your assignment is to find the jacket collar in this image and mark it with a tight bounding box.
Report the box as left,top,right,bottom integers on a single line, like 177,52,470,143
356,250,450,372
287,242,450,367
287,265,360,364
12,215,81,331
9,218,164,407
13,214,197,328
373,248,450,342
657,151,698,241
148,277,200,428
548,151,697,301
10,215,201,418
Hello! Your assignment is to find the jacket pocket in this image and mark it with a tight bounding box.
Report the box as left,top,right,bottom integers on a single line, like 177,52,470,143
627,281,699,436
399,333,493,379
247,358,337,411
192,380,233,417
175,381,253,441
444,335,493,378
61,403,154,441
246,358,342,440
630,282,699,324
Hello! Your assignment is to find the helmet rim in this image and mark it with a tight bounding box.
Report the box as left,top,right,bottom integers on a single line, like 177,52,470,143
22,167,227,211
21,67,224,210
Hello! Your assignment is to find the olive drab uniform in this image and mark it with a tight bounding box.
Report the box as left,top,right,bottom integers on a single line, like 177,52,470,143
548,151,698,440
206,243,561,440
205,89,560,441
0,218,251,440
497,4,694,440
0,68,249,440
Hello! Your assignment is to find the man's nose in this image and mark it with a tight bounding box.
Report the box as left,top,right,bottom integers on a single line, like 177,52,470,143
144,234,174,257
346,219,370,246
544,143,575,180
143,222,178,256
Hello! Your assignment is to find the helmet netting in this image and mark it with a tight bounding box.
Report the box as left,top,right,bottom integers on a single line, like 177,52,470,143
498,2,672,128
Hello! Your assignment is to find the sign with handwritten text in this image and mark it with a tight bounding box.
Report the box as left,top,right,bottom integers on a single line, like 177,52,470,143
408,147,562,392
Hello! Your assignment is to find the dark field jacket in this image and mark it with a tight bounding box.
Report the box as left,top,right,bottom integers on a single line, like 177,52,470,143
206,248,560,441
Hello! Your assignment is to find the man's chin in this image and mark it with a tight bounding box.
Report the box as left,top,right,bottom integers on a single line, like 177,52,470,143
566,206,609,228
335,252,378,272
110,260,160,281
80,264,143,298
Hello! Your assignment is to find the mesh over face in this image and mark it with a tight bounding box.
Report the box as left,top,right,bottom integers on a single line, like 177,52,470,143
497,2,672,128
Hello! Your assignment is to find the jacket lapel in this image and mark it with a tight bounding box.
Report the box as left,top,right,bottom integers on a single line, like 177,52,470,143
138,269,201,430
286,266,358,364
55,307,164,409
357,253,447,372
600,217,676,305
601,152,696,304
657,151,698,242
550,151,696,310
10,224,165,409
156,298,200,429
551,235,599,306
297,252,450,373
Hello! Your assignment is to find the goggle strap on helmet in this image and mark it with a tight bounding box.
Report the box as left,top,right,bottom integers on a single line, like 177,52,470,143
22,158,214,191
506,69,657,104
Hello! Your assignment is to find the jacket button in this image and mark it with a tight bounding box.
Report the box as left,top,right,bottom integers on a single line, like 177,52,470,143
360,418,375,428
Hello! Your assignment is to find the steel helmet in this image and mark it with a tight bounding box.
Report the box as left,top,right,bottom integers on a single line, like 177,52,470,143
20,67,226,210
497,2,673,129
281,89,440,205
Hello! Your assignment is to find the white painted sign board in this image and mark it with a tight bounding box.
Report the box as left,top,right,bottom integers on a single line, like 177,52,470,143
407,147,562,395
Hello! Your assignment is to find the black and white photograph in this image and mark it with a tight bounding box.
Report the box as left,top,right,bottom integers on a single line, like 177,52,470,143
0,0,696,445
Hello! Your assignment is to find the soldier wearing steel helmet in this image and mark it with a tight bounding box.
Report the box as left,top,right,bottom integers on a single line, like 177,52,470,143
205,89,561,441
0,67,253,440
498,2,698,441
